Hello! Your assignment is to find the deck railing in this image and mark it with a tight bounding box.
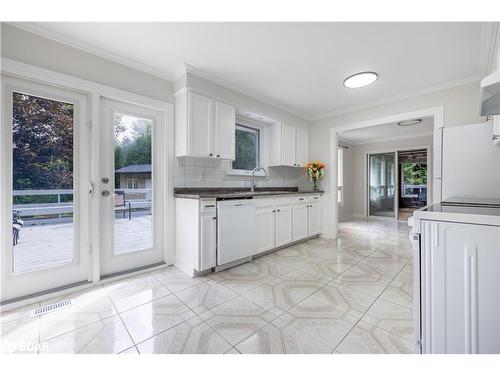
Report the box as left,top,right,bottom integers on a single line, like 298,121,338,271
13,189,152,224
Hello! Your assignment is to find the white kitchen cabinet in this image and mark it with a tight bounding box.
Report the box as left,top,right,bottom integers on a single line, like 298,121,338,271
175,90,235,160
292,203,309,241
420,219,500,354
296,126,309,167
256,206,276,254
269,123,309,167
307,202,321,236
175,198,217,275
493,116,500,147
214,100,236,159
281,123,297,166
275,205,293,247
199,212,217,272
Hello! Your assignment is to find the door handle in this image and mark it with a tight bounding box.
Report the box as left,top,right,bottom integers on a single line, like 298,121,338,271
101,190,110,197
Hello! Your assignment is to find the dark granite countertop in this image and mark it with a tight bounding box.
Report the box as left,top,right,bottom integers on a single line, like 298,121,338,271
174,187,324,199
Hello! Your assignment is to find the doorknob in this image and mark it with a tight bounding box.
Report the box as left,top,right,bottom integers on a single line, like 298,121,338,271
101,190,110,197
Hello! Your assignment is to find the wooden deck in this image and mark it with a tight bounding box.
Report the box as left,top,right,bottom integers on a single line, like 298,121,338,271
13,215,152,273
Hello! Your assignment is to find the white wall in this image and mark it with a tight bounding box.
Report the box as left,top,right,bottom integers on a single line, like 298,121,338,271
1,23,175,102
348,135,433,217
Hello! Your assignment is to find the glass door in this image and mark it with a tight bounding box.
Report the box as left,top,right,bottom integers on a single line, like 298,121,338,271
1,76,91,303
99,98,166,277
368,152,396,218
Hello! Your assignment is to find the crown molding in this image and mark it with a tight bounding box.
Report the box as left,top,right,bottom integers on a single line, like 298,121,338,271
7,22,174,82
311,74,482,122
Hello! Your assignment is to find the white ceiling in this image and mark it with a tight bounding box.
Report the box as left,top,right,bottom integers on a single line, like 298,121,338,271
340,116,434,145
15,22,494,120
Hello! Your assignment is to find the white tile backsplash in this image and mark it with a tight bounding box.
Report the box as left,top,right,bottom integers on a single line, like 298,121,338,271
173,157,313,190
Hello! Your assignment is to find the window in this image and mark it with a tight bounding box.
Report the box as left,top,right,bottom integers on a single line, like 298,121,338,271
126,178,139,189
337,148,344,204
230,124,261,175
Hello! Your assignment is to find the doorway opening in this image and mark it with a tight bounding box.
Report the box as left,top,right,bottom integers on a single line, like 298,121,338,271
397,149,428,220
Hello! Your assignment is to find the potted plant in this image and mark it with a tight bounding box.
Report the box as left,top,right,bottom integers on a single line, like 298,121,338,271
305,161,326,190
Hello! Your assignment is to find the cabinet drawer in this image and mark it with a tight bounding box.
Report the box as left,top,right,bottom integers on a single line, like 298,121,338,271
308,194,322,203
274,196,293,205
255,197,275,208
200,199,217,213
292,195,308,204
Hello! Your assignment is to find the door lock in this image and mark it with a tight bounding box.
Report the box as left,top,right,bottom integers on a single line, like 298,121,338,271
101,177,110,184
101,190,110,197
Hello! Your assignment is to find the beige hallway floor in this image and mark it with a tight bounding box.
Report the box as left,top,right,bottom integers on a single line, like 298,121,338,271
0,219,415,354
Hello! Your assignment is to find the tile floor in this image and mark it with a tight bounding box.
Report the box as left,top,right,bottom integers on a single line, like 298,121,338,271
0,219,416,354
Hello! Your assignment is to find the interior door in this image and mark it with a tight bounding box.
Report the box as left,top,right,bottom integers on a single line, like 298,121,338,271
99,98,166,277
1,75,91,302
368,152,396,218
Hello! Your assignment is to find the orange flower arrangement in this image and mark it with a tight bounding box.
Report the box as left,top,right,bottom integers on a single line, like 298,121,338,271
305,161,326,190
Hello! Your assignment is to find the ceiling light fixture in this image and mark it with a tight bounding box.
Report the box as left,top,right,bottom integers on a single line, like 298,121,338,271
343,71,378,89
397,119,422,127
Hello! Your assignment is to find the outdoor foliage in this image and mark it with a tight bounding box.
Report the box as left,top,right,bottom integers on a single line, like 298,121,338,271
402,163,427,185
13,93,74,204
114,114,152,187
232,127,258,170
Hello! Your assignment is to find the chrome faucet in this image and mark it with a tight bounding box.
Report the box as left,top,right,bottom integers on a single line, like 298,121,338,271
251,167,268,192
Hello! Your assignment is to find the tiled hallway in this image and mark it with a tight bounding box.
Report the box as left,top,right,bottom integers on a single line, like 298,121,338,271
0,219,415,354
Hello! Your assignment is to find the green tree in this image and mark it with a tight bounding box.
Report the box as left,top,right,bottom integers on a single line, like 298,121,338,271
402,163,427,185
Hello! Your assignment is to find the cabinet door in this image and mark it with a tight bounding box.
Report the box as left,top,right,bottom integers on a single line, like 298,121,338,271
421,220,500,354
214,101,235,160
256,207,275,254
292,203,308,241
188,91,214,158
275,205,293,247
308,202,321,236
296,127,309,167
281,123,296,166
199,213,216,271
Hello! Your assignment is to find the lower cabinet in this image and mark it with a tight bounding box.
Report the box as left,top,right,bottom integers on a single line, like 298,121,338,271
255,194,322,255
255,207,276,254
199,212,217,272
275,205,293,247
420,219,500,354
308,202,321,236
292,203,309,241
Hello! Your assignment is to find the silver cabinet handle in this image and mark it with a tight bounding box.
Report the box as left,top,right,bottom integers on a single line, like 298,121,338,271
102,190,110,197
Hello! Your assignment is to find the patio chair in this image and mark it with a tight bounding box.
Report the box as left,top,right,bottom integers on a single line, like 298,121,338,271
114,191,132,220
12,210,24,246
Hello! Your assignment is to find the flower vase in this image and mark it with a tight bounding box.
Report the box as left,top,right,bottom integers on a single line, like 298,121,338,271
313,179,319,190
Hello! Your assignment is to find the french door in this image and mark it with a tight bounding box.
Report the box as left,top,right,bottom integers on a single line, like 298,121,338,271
1,75,91,302
99,98,166,277
368,152,397,218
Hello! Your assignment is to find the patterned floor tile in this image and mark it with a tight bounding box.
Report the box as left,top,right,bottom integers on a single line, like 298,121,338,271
336,320,415,354
175,281,238,314
199,296,275,345
137,316,231,354
380,279,413,309
151,266,206,292
120,294,195,343
361,298,414,341
41,316,132,354
235,318,332,354
106,279,172,313
330,263,392,297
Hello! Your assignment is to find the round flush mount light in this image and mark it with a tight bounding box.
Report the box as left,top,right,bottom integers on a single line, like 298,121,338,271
397,119,422,127
343,71,378,89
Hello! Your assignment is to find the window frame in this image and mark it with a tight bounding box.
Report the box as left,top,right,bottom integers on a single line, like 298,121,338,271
337,147,344,205
227,121,265,177
126,178,139,190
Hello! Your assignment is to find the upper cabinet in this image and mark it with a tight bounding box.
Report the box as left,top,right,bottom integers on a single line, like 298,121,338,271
175,90,235,159
269,123,309,167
